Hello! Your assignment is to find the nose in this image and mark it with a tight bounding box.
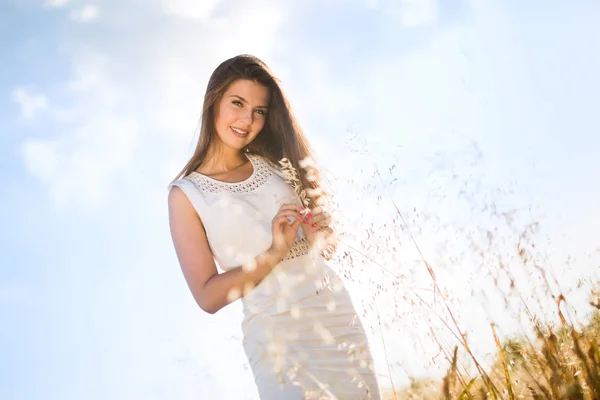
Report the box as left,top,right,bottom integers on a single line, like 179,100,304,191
240,108,253,125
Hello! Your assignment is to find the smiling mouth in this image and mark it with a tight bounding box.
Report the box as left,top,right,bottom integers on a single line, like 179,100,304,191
231,127,249,136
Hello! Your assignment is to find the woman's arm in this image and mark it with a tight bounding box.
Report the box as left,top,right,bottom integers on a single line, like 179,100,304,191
168,186,281,314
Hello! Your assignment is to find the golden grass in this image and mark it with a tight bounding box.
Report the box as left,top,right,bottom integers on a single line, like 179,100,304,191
284,153,600,399
354,158,600,399
390,307,600,399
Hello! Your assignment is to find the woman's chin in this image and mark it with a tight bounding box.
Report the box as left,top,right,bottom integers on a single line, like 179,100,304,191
223,141,248,152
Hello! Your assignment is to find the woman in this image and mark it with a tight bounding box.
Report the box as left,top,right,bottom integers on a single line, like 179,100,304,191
168,54,381,399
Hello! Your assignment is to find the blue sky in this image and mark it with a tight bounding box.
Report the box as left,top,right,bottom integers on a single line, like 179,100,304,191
1,0,599,399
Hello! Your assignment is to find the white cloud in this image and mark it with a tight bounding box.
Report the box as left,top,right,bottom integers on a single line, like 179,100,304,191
204,0,287,60
66,51,107,92
20,140,60,183
45,0,69,8
11,87,48,119
21,116,139,209
69,5,99,22
162,0,222,20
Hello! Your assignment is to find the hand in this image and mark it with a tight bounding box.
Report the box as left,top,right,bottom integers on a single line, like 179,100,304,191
301,205,332,231
268,203,304,262
300,205,335,251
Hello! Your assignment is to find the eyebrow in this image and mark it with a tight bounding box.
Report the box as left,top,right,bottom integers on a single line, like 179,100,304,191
228,94,268,109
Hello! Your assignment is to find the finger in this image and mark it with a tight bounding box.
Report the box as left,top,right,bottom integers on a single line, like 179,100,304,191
302,205,329,222
277,210,303,226
307,213,325,223
273,216,303,231
290,216,303,230
273,215,302,237
306,213,331,226
273,215,299,226
274,210,303,221
291,204,312,217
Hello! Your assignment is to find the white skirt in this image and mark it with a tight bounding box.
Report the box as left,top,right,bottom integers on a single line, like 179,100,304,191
241,254,381,400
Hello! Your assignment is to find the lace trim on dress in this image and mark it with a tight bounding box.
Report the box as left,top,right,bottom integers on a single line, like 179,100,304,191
283,237,311,261
186,154,273,194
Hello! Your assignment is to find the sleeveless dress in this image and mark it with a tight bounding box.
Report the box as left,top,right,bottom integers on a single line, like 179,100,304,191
170,153,381,400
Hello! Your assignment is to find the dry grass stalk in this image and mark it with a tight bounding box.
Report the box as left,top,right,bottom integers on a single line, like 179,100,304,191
271,142,600,399
490,323,514,400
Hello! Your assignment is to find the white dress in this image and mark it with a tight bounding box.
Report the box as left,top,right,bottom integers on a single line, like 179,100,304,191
170,153,381,400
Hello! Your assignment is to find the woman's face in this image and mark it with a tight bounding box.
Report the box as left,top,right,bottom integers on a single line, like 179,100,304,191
213,79,270,153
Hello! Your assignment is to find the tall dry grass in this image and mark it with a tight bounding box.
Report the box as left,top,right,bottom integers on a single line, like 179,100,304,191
391,298,600,399
237,138,598,399
315,138,600,399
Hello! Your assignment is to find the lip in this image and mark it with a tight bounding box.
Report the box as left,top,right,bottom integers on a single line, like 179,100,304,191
230,126,249,137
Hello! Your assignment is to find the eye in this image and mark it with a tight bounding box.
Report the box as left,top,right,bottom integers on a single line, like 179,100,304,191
232,100,243,107
255,109,266,116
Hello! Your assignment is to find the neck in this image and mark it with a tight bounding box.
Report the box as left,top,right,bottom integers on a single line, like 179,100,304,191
202,144,247,173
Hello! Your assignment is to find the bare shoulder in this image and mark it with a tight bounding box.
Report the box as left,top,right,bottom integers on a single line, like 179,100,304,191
168,182,204,233
168,183,191,209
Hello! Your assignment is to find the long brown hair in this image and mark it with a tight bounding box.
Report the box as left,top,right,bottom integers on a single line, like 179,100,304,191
171,54,326,209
